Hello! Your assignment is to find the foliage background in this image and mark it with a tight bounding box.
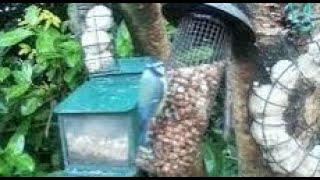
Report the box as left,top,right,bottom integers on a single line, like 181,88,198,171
0,4,237,176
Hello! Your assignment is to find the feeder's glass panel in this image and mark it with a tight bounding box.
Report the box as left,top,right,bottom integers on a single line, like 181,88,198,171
61,114,130,167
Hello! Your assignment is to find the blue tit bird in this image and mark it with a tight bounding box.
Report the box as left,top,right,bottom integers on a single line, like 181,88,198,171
138,62,167,147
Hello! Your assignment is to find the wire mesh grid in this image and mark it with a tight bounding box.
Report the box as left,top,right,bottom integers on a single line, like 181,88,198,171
249,32,320,176
77,3,118,76
166,12,230,69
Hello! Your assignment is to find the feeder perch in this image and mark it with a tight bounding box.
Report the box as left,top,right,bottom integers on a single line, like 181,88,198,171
53,57,156,177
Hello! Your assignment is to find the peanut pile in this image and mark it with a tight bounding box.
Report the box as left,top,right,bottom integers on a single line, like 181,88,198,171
136,61,225,177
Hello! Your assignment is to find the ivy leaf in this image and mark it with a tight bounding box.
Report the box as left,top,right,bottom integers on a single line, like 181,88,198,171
55,39,82,68
33,63,48,76
115,21,134,58
203,142,217,176
18,43,32,56
0,28,34,47
0,101,8,114
13,153,35,174
0,67,10,82
21,97,43,116
0,158,11,176
19,5,42,27
45,69,56,82
303,3,313,17
5,134,25,156
2,83,30,101
28,87,46,97
64,68,79,89
35,27,61,59
12,62,33,84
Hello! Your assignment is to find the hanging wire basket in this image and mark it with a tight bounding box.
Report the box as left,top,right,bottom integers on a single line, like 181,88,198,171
249,5,320,175
73,3,119,76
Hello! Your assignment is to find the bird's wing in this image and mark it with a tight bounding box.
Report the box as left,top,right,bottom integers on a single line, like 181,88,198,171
154,76,167,117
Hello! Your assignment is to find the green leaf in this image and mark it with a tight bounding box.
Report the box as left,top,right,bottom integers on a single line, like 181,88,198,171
28,87,46,97
2,83,30,101
45,69,56,82
33,63,48,76
303,3,313,16
0,67,10,82
5,134,25,156
12,62,33,84
115,21,134,58
0,158,11,176
55,39,82,67
35,27,61,59
21,97,43,116
0,28,34,47
23,5,42,27
0,101,8,114
203,142,217,176
13,153,35,174
63,68,79,89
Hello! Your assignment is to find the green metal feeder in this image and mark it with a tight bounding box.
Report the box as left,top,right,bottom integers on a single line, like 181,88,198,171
53,57,155,177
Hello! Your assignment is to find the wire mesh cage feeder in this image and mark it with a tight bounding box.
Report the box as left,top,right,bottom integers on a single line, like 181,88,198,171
134,3,255,177
163,3,255,69
53,4,156,177
249,4,320,177
77,3,118,76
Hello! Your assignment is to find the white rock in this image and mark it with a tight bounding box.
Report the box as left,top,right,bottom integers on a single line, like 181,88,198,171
81,30,111,55
254,116,287,126
277,148,306,173
268,162,288,175
251,121,290,146
297,53,320,84
294,155,319,177
310,145,320,158
308,32,320,56
271,60,300,89
266,139,298,162
249,85,288,118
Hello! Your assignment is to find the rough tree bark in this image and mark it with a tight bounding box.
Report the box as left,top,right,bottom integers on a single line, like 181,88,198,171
230,3,285,177
230,43,274,177
118,3,171,61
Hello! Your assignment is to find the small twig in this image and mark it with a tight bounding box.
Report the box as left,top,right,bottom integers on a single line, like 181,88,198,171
0,122,58,134
45,100,56,138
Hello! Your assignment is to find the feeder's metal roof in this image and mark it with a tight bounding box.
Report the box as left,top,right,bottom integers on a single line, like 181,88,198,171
54,57,155,114
162,3,256,42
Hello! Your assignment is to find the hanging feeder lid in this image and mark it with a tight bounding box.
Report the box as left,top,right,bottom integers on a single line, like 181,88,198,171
54,57,156,114
162,3,256,42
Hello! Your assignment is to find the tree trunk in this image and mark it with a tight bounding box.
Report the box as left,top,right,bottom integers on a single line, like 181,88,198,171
230,3,284,177
118,3,171,61
230,48,274,177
